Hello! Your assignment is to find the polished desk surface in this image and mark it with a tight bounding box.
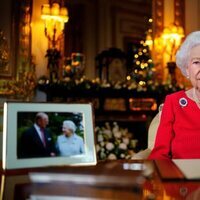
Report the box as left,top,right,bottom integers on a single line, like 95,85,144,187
0,160,200,200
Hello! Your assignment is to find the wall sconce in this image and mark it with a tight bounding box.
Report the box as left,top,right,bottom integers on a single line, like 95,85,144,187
162,24,184,62
41,3,69,82
41,3,69,49
162,24,184,84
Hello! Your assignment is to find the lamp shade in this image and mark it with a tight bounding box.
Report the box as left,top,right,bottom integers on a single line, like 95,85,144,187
51,3,60,16
60,7,68,16
41,2,69,49
41,4,50,15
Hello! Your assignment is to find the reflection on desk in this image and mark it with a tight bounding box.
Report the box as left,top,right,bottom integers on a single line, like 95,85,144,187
0,160,200,200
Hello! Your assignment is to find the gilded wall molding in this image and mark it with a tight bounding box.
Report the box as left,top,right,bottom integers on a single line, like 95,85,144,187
174,0,185,28
152,0,164,82
152,0,164,38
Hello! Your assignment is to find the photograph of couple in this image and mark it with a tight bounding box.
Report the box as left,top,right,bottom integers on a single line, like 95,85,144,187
17,111,85,159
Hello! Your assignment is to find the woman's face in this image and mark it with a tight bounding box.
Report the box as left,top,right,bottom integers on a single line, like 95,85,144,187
62,125,73,137
186,45,200,91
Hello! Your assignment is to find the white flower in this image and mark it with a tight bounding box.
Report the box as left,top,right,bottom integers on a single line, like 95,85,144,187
122,128,128,136
107,153,117,160
100,151,107,159
125,154,132,159
100,147,105,152
113,131,122,139
105,122,111,129
100,141,105,147
113,122,117,126
103,129,111,134
104,130,112,138
95,122,137,160
95,126,100,132
130,139,138,148
119,143,127,150
122,137,129,145
97,134,104,142
112,122,119,133
113,126,119,133
120,153,125,158
96,144,100,152
106,142,114,151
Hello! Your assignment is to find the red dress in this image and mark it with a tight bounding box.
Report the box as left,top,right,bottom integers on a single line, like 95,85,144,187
149,90,200,159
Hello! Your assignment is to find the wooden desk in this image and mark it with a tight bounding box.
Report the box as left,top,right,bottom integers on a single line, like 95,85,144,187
1,160,200,200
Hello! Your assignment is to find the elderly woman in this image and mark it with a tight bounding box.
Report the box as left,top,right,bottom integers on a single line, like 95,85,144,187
149,31,200,159
56,120,85,157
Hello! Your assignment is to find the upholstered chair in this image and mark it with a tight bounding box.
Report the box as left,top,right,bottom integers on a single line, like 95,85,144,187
131,104,163,159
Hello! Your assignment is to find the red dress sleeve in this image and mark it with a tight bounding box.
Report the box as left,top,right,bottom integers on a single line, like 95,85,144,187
148,94,175,159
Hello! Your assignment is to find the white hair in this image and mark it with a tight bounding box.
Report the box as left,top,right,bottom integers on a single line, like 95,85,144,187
35,112,48,121
63,120,76,133
176,31,200,77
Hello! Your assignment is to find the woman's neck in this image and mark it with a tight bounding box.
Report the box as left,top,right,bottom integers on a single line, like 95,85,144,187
193,87,200,104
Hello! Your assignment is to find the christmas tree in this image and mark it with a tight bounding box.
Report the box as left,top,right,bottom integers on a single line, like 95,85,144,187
128,40,154,90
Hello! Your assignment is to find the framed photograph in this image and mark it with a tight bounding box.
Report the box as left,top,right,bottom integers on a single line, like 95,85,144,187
2,102,97,170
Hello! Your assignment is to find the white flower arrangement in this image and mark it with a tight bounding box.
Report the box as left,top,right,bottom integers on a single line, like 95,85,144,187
95,122,138,160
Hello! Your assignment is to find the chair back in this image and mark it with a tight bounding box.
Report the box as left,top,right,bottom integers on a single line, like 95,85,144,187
148,104,163,149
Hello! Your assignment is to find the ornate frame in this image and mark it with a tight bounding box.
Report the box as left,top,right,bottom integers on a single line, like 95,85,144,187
0,0,15,78
0,0,32,79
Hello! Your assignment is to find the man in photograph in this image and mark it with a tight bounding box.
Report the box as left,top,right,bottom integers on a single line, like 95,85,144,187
18,112,56,158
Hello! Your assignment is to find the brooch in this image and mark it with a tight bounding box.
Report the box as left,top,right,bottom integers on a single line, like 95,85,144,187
179,97,188,107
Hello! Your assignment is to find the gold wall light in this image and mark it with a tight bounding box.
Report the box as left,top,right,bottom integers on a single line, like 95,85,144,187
41,3,69,82
162,24,184,62
41,3,69,49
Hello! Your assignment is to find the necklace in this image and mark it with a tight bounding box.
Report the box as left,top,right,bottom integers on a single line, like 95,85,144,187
192,88,200,104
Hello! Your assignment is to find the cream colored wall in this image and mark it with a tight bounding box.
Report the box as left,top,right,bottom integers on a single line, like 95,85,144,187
164,0,174,27
97,0,111,53
81,1,97,79
185,0,200,34
32,0,48,79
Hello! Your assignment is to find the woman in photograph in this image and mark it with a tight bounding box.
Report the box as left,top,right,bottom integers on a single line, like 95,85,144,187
56,120,85,157
148,31,200,159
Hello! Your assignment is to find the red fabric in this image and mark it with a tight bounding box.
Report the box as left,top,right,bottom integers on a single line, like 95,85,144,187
149,90,200,159
40,128,46,147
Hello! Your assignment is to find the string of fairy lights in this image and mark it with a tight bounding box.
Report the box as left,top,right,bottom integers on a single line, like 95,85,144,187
126,18,155,88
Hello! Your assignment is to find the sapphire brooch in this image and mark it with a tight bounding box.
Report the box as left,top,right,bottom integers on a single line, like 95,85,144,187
179,97,188,107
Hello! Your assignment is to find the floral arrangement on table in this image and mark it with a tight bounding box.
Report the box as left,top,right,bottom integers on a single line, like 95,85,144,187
95,122,138,160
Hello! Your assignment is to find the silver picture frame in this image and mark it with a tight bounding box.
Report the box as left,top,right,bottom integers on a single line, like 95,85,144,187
2,102,96,170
